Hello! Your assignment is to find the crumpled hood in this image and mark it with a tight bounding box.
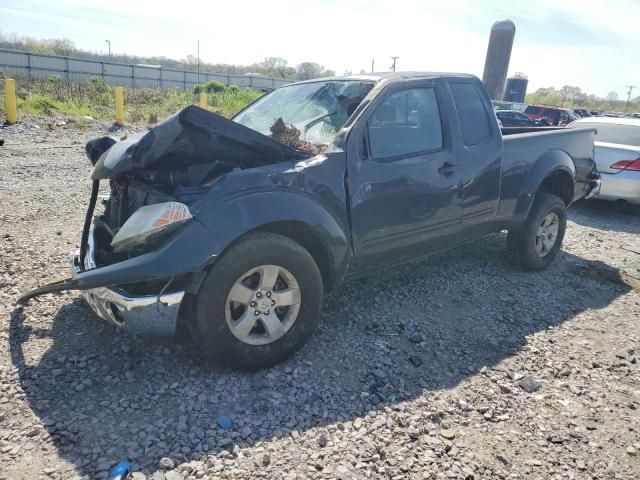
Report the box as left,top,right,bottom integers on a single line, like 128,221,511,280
92,105,309,179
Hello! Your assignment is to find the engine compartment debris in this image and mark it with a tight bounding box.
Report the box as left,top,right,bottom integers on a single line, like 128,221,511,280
269,118,327,156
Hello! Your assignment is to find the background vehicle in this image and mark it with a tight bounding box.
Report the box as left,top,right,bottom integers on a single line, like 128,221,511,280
572,108,592,118
524,105,577,126
19,73,600,370
571,117,640,205
496,109,545,127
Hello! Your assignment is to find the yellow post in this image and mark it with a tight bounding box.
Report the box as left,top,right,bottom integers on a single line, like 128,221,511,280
115,87,124,124
5,79,17,125
198,92,208,109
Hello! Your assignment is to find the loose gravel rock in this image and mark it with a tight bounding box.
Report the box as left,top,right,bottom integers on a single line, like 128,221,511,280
1,118,639,479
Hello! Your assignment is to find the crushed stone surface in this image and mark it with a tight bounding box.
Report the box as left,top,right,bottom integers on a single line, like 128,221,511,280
0,119,639,479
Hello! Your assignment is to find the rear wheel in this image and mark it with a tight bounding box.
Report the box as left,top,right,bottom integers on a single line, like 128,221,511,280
507,192,567,271
191,232,323,370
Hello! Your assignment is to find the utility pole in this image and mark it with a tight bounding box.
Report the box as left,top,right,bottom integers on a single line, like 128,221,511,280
105,40,111,59
390,56,399,72
371,58,375,73
624,85,636,112
197,40,200,85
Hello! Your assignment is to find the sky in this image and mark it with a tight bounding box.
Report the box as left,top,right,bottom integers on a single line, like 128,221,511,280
0,0,638,98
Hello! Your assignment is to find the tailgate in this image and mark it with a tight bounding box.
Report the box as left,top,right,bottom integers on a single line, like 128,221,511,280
595,142,640,174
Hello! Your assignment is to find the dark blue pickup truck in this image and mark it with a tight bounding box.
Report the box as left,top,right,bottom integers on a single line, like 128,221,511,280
19,72,600,370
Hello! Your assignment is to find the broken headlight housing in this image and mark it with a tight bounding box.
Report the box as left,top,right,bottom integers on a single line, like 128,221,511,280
111,202,192,252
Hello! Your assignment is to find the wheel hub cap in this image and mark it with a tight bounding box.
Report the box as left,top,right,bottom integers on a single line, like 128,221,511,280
225,265,301,346
257,297,271,311
535,212,559,257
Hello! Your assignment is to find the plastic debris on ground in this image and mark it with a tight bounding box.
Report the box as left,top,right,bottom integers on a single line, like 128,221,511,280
216,415,233,429
108,460,132,480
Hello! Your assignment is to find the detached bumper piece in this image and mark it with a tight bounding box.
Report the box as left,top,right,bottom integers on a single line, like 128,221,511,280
17,231,185,336
70,233,184,335
585,172,602,200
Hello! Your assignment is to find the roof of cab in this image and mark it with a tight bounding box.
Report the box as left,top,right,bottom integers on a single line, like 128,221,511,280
285,71,477,86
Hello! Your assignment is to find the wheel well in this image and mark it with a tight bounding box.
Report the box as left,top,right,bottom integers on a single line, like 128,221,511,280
539,170,573,206
256,221,334,292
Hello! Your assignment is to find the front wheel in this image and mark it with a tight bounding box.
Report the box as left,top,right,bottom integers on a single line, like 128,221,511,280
507,192,567,271
191,232,323,371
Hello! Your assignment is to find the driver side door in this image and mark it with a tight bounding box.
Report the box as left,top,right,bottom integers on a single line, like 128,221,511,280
346,80,463,272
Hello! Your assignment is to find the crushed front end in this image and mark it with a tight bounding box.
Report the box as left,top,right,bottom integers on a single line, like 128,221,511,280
17,105,308,335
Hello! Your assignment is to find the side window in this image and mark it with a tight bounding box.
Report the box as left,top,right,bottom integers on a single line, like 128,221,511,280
450,82,491,146
368,87,443,160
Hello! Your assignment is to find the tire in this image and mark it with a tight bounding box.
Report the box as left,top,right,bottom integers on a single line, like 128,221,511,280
191,232,323,371
507,192,567,271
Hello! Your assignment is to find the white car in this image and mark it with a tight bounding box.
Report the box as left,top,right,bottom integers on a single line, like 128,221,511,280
571,117,640,205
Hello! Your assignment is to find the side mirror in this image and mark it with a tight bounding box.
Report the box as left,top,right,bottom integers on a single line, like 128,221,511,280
85,136,117,165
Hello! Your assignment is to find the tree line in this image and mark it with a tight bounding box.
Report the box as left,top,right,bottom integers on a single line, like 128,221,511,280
525,85,639,113
0,32,335,81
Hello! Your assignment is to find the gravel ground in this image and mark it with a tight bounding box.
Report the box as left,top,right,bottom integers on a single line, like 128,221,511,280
1,118,639,480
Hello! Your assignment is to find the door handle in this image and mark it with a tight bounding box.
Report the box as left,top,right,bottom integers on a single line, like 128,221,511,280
438,162,458,176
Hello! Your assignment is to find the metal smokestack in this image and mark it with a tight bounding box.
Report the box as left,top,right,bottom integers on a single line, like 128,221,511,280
482,19,516,100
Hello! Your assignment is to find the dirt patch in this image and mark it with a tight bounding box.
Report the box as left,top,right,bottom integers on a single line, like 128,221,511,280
571,261,640,292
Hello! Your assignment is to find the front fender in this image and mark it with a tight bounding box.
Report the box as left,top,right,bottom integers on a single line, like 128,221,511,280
511,149,575,226
194,189,351,284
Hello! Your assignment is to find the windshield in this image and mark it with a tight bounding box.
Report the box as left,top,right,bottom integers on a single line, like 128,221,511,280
234,80,374,146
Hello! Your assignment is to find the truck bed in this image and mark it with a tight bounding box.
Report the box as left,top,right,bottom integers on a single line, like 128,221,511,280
497,127,597,222
501,126,566,135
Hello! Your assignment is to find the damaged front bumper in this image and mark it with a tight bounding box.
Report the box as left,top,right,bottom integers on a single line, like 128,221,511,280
70,232,184,335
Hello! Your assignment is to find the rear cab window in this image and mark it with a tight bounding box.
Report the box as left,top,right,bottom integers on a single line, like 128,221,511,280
449,82,491,146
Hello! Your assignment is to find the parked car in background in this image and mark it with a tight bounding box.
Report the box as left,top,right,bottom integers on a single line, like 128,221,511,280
590,111,601,116
571,117,640,205
572,108,591,118
496,109,545,127
524,105,577,126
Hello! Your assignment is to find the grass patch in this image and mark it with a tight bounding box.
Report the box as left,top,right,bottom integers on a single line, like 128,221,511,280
209,89,262,117
2,77,263,124
17,94,105,118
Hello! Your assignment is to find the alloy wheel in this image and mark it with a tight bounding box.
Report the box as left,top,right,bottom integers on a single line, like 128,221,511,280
224,265,301,345
535,212,559,257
